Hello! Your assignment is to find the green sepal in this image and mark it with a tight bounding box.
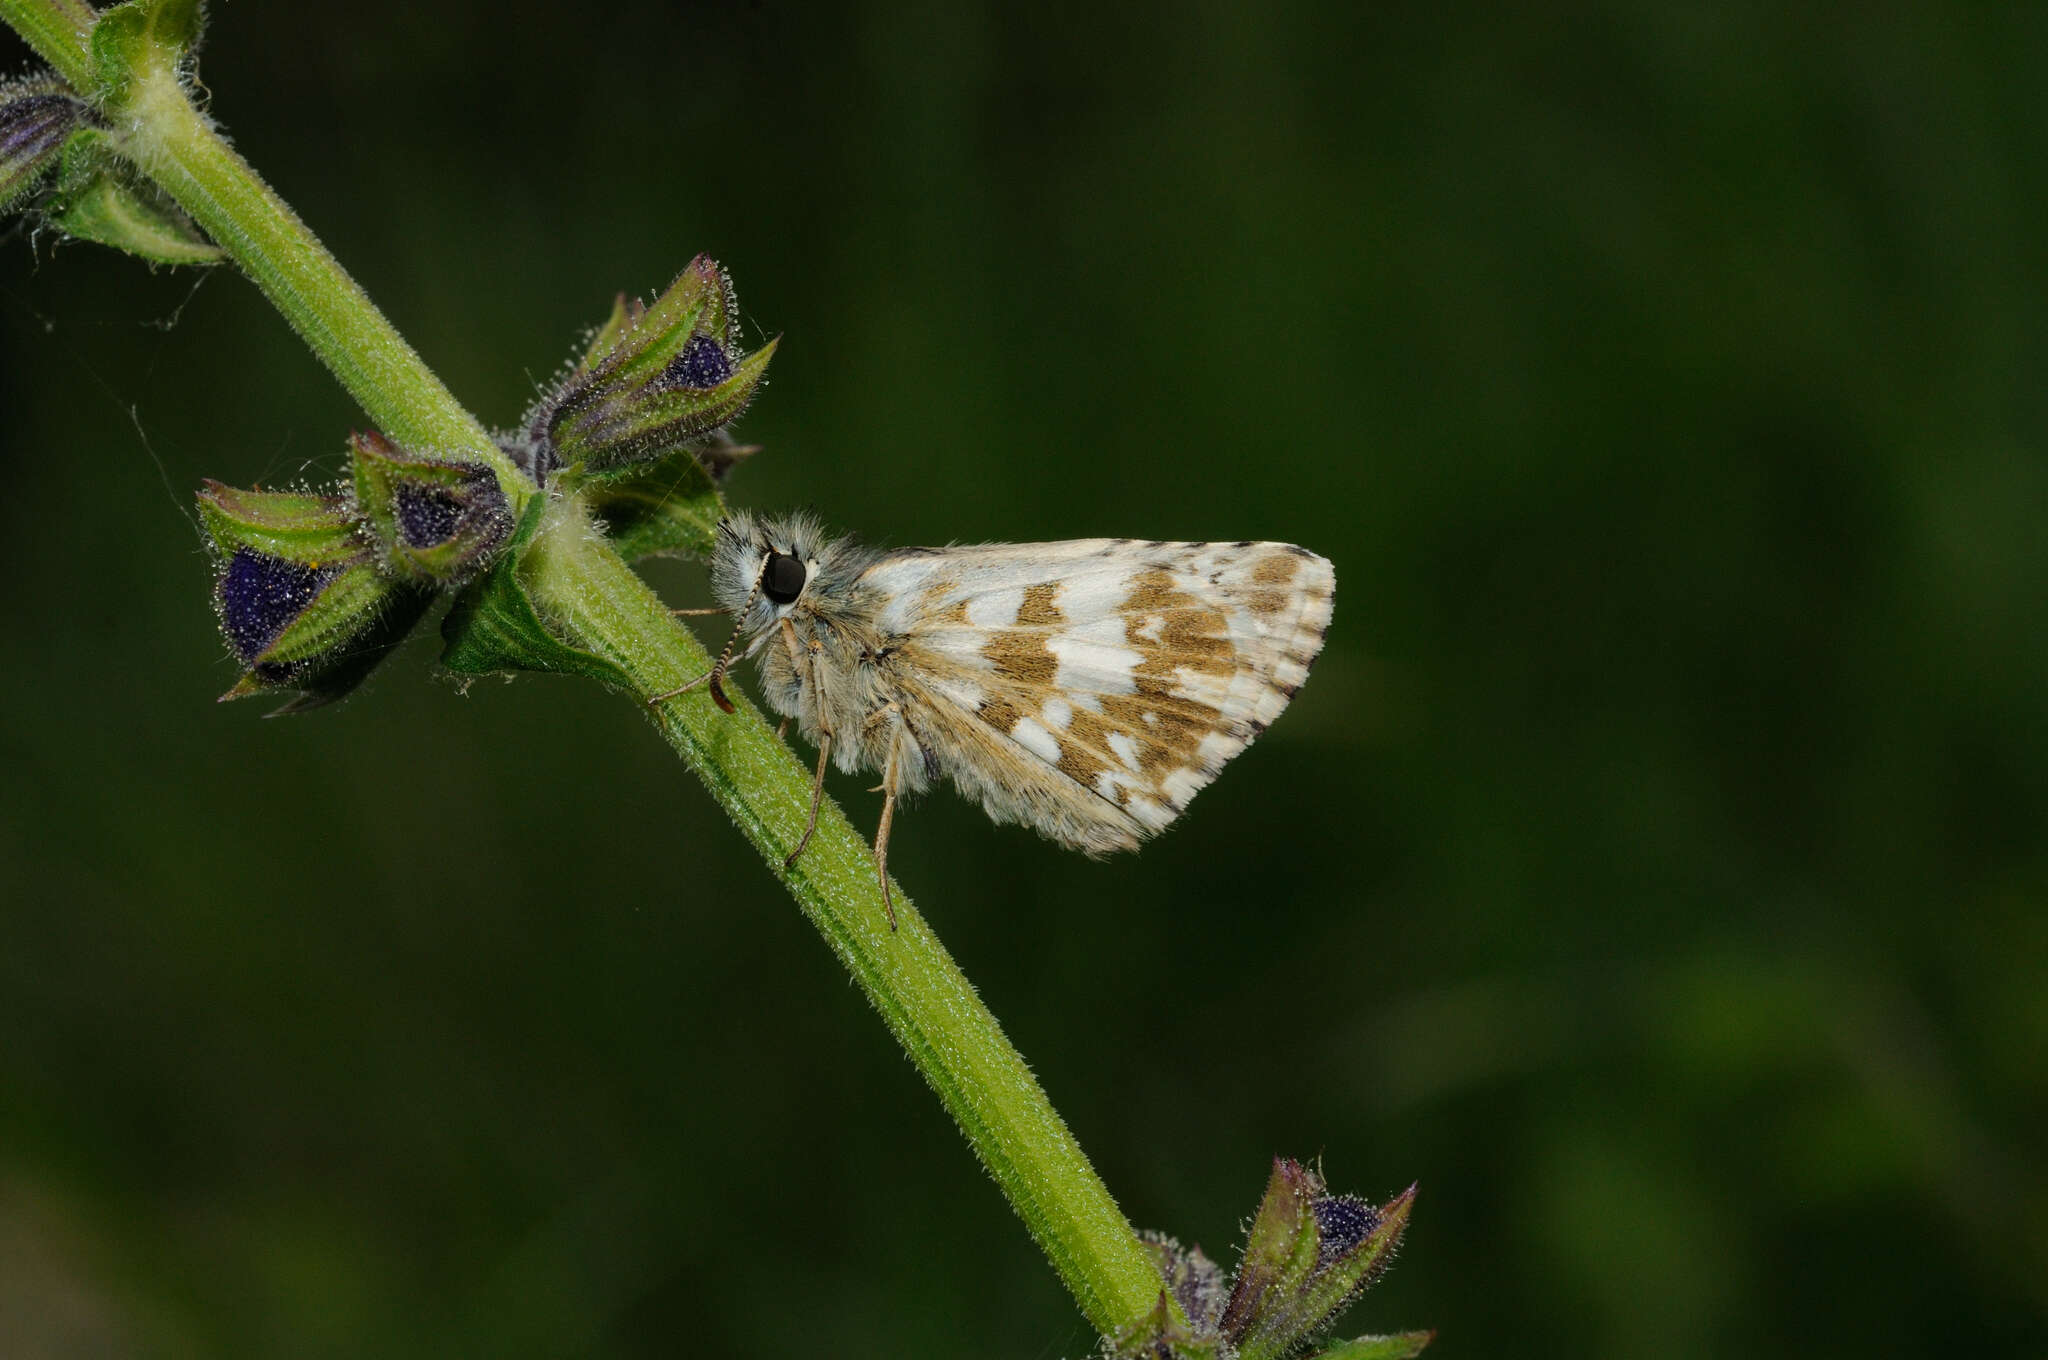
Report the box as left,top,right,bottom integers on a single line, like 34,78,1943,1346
573,253,733,382
1125,1231,1227,1357
1311,1332,1435,1360
1224,1159,1325,1354
0,80,88,214
196,480,361,563
439,497,629,687
348,430,513,583
1110,1288,1221,1360
584,443,732,561
256,561,405,666
47,126,221,265
90,0,205,103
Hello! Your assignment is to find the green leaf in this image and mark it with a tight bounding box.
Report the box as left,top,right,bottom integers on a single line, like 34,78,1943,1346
89,0,205,102
1312,1331,1435,1360
439,497,629,687
48,126,221,264
585,445,728,561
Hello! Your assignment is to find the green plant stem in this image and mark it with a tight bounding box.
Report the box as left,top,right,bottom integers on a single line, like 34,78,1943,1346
0,0,93,89
1,1,1179,1341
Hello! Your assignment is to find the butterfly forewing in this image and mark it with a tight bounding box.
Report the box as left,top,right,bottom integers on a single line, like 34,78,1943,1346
859,539,1334,851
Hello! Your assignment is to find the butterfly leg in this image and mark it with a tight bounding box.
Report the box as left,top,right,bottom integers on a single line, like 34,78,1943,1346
779,615,833,872
873,743,901,931
785,733,830,870
860,703,901,790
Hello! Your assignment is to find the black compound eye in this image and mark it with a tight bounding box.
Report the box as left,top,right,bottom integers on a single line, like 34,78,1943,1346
761,551,807,604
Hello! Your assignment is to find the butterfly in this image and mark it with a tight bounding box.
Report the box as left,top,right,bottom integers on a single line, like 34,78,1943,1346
652,510,1335,925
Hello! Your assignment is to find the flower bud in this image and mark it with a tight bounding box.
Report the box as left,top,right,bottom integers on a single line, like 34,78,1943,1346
1130,1159,1423,1358
0,78,87,214
1218,1160,1416,1360
1137,1231,1230,1353
348,430,513,583
197,481,432,711
540,255,778,479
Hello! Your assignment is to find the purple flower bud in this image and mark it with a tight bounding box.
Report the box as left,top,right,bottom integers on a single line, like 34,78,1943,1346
348,431,512,583
663,332,735,389
218,548,337,662
534,256,779,480
394,483,464,549
0,81,88,213
1125,1159,1424,1360
1313,1195,1382,1269
197,481,433,711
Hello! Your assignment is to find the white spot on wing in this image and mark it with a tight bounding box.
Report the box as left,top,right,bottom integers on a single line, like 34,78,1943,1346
1107,731,1140,772
1042,696,1073,731
1065,615,1129,647
1011,716,1060,764
926,673,984,712
967,588,1022,628
1048,634,1140,695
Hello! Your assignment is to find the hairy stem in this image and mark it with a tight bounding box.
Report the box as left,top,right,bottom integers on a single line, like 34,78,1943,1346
1,2,1177,1340
0,0,94,89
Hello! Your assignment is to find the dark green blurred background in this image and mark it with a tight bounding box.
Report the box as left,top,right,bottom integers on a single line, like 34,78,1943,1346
4,3,2045,1356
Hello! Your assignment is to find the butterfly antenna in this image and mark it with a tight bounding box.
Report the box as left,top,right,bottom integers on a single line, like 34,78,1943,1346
706,557,769,714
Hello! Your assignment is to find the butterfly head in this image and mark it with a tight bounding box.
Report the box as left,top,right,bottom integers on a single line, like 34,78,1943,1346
710,509,837,633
